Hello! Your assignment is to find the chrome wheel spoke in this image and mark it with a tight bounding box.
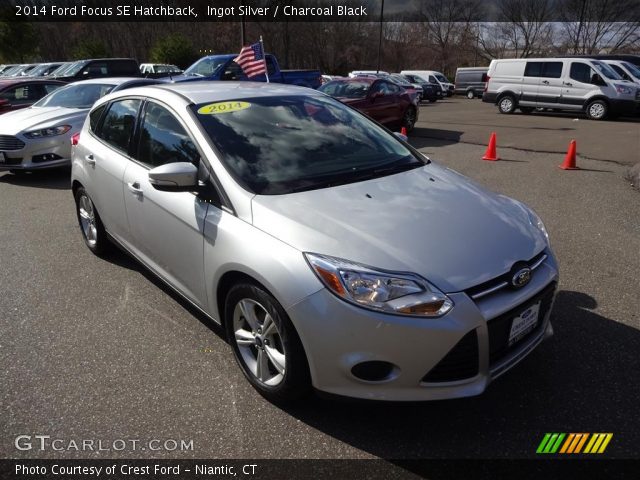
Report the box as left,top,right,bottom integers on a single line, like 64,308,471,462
262,314,276,337
238,299,259,331
264,345,285,375
256,349,269,382
235,328,255,346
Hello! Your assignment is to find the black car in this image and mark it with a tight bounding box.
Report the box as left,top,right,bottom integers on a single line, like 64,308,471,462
401,74,442,102
53,58,141,82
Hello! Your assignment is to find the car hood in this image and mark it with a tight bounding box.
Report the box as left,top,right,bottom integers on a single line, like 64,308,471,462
251,163,547,293
0,107,87,134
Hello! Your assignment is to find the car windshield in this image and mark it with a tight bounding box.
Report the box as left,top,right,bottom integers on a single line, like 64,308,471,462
318,80,371,98
592,61,622,80
435,74,449,83
192,95,423,195
60,61,88,77
411,75,428,83
33,83,115,108
50,62,75,76
184,57,228,76
622,61,640,79
390,75,412,86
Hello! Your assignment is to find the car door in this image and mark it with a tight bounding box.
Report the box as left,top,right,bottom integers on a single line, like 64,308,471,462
560,62,598,109
536,61,564,107
386,81,407,121
367,81,396,125
85,98,142,244
122,100,209,308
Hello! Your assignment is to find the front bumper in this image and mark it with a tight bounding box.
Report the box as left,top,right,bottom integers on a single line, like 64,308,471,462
0,134,72,171
287,251,558,401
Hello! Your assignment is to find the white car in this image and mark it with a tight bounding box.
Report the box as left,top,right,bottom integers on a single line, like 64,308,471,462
0,77,163,173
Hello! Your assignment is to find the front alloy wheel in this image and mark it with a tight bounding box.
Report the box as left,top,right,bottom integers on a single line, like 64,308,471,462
225,283,311,402
586,100,607,120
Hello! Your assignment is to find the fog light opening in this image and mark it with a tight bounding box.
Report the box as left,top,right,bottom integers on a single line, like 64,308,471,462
351,361,397,382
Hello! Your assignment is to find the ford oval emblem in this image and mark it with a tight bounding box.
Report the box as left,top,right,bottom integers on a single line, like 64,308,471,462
512,267,532,288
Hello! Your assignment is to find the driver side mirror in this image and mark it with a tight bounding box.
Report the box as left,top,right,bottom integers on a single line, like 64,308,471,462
148,162,198,192
0,98,11,110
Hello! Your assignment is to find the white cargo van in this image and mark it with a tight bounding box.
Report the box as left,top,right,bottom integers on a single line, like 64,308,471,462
401,70,454,96
601,60,640,84
482,58,639,120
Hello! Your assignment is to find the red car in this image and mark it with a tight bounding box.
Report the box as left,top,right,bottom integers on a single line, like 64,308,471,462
318,77,419,132
0,79,66,115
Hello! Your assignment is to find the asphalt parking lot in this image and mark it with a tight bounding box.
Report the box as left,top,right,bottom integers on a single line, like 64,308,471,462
1,98,639,468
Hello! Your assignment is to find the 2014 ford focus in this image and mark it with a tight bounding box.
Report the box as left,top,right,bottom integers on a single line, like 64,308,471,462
71,82,558,402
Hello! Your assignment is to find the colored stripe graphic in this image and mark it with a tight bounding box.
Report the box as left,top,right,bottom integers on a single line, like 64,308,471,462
537,433,613,454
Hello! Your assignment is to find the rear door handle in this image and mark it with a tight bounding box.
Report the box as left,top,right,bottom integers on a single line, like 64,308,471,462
127,182,143,195
563,82,573,86
85,154,96,166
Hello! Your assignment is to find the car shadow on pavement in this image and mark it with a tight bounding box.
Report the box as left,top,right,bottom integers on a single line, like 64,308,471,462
277,289,640,462
0,168,71,190
409,128,463,149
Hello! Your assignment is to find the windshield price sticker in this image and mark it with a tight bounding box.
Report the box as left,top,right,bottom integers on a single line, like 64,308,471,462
197,102,251,115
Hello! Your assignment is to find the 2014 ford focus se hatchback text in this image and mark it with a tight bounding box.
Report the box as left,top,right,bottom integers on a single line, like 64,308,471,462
71,82,558,402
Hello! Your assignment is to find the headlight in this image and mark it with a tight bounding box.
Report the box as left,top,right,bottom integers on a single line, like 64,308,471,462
615,84,633,95
304,253,453,317
527,209,549,243
23,125,72,139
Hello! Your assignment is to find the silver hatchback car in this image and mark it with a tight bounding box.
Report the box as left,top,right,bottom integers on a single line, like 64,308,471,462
71,82,558,402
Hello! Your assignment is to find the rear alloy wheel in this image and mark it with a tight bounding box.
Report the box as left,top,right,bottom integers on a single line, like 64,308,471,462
225,283,311,403
498,95,517,114
586,100,608,120
466,90,475,99
402,107,417,132
74,186,110,256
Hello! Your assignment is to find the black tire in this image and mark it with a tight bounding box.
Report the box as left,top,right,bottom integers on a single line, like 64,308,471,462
402,107,417,132
497,95,517,114
520,107,534,114
74,186,111,256
225,283,311,403
466,90,475,99
586,99,608,120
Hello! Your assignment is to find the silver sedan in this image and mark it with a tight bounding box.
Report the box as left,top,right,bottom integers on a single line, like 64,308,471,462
71,82,558,402
0,77,164,173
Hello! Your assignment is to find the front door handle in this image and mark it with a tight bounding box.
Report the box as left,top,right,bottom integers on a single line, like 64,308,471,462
563,81,573,86
127,182,143,195
542,80,550,85
85,154,96,166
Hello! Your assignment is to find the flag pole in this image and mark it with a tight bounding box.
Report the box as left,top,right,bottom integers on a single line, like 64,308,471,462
260,35,270,83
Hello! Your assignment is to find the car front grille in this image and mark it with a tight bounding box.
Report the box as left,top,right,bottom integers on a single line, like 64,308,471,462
465,251,548,301
488,282,556,366
0,135,25,151
421,329,479,383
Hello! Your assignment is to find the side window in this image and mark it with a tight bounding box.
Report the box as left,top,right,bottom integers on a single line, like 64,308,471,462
524,62,543,77
89,104,106,133
387,82,401,94
570,62,592,84
83,62,107,77
97,99,141,154
136,102,199,168
1,85,43,105
428,75,437,83
542,62,563,78
223,62,246,81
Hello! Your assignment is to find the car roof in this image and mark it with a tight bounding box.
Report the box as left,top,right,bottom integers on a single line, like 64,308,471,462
66,77,149,86
324,77,376,85
149,81,321,104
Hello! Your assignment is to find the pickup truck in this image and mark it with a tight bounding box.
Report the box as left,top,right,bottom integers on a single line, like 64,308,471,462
170,54,322,89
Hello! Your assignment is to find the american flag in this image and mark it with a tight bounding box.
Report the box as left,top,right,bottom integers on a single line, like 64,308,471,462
234,42,267,78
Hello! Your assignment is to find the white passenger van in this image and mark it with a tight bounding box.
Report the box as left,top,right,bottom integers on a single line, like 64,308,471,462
482,58,639,120
401,70,454,96
601,60,640,85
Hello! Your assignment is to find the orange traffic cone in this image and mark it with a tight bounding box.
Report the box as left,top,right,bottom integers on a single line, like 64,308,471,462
482,132,499,161
400,126,408,136
559,140,579,170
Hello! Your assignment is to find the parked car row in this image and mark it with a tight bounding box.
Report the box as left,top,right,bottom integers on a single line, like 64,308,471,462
0,77,164,173
482,56,640,120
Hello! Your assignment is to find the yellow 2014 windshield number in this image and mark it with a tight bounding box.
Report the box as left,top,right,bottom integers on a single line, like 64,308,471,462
197,101,251,115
